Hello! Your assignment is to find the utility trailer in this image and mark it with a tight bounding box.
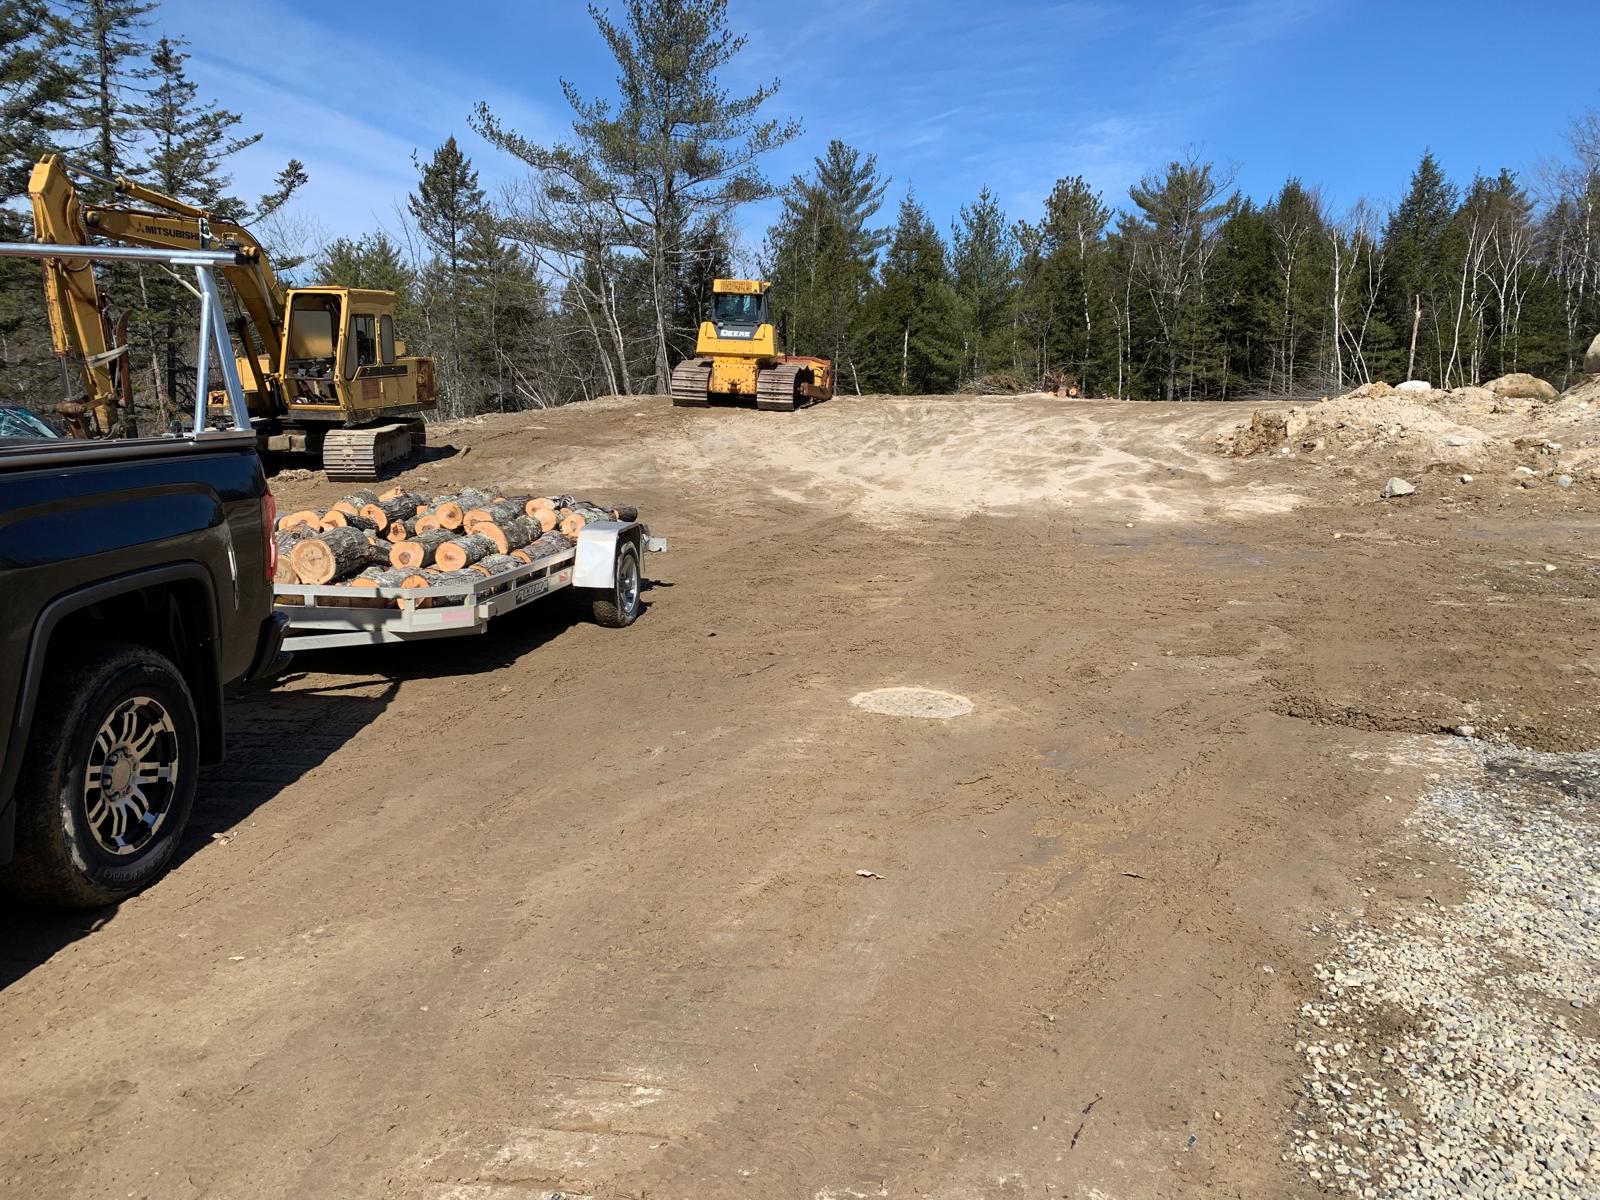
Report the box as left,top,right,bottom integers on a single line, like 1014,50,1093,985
274,521,665,651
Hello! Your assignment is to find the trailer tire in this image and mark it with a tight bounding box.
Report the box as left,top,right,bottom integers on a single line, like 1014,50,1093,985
590,541,641,629
0,643,199,907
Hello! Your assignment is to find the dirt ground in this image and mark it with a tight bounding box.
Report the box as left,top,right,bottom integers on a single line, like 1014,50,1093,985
3,393,1598,1199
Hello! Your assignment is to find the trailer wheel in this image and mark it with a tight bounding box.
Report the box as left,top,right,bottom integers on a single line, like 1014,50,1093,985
0,644,199,907
590,541,641,628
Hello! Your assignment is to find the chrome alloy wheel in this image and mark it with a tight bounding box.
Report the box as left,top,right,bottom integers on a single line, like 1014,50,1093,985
82,695,181,856
618,549,640,617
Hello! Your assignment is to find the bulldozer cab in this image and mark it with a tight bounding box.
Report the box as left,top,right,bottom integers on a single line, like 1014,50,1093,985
709,279,771,341
712,288,768,332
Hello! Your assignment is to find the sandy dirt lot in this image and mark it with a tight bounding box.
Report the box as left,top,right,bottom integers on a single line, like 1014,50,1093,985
2,394,1597,1199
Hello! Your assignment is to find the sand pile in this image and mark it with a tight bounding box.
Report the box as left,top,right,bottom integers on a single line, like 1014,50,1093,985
1218,375,1600,480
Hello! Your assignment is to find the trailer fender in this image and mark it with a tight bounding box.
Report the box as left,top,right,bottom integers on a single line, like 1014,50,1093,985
573,521,642,589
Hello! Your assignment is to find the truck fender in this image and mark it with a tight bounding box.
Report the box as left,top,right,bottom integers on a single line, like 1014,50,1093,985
1,563,222,842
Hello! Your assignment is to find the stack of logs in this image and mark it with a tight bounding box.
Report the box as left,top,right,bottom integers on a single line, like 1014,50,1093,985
274,485,638,605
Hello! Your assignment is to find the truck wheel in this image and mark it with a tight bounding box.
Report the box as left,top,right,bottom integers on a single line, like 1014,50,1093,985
0,644,199,907
590,541,641,629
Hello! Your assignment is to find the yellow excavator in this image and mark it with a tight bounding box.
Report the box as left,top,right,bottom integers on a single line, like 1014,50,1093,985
28,154,436,480
670,278,833,411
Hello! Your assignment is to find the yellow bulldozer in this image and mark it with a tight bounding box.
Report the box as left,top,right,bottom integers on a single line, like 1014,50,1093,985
28,155,436,481
670,279,833,411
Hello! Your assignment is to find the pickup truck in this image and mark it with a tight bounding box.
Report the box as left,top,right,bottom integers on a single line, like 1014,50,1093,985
0,241,287,906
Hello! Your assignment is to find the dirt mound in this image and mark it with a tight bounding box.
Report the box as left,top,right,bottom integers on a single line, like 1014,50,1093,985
1218,393,1491,461
1219,378,1600,480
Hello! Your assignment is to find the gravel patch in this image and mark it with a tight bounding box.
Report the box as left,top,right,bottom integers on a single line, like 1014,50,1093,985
1291,744,1600,1197
849,687,974,719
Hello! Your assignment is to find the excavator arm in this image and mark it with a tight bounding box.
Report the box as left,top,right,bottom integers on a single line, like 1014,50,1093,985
28,155,286,428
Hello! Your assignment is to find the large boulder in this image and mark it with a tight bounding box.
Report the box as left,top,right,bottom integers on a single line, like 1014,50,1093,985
1396,380,1432,392
1585,331,1600,375
1486,372,1559,401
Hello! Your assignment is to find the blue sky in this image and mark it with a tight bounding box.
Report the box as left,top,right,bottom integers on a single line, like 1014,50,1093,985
160,0,1599,262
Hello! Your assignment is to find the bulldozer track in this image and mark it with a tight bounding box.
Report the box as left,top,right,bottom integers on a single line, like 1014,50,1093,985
670,360,713,407
757,363,806,411
323,421,422,482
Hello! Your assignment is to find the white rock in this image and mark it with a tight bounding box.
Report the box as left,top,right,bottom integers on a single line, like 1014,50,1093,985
1396,380,1433,392
1381,477,1416,498
1460,474,1474,484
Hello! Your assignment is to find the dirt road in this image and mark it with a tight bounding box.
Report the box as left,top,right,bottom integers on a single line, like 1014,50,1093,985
3,394,1597,1198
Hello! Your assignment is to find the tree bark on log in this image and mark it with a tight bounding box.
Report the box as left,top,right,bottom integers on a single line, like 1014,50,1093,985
398,568,481,608
435,532,497,571
464,499,525,530
291,527,375,584
469,553,522,578
526,532,574,559
389,528,452,568
331,489,380,516
475,515,539,554
360,494,422,531
273,528,315,583
319,509,380,535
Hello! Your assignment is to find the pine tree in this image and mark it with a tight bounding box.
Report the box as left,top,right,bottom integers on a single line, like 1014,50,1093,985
409,136,487,400
949,187,1015,382
60,0,155,187
473,0,800,390
857,195,962,394
318,233,416,305
1262,179,1330,393
0,0,70,199
1380,151,1458,381
1127,157,1238,400
138,36,260,211
1035,176,1111,392
765,140,888,379
461,215,551,411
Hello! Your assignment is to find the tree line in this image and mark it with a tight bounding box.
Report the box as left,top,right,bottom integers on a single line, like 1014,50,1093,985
2,0,1598,424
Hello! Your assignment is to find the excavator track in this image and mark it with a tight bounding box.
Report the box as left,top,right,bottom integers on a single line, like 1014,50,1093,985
323,421,422,482
756,363,808,411
670,359,713,406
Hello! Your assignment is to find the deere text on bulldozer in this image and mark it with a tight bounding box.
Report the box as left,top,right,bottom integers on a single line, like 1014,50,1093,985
28,155,437,481
670,279,833,411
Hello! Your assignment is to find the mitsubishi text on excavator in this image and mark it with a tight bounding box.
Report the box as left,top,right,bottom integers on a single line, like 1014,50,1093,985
670,279,833,411
28,155,437,481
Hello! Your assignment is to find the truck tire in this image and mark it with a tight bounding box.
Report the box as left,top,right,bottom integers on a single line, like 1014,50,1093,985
590,541,641,629
0,644,199,907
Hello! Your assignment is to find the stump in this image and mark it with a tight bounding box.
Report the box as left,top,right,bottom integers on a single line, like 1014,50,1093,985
291,527,374,585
